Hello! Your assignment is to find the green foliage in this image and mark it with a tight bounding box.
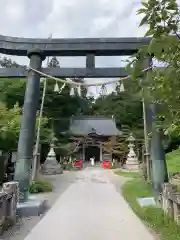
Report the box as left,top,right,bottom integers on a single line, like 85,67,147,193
29,179,53,193
122,178,180,240
126,0,180,142
0,99,51,150
0,56,20,68
58,142,74,155
138,0,179,37
102,136,129,162
166,149,180,174
0,102,21,150
0,56,92,151
35,113,52,144
0,78,26,107
91,90,143,138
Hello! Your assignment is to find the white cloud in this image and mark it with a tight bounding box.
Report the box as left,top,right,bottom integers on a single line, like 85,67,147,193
92,16,114,33
5,1,24,21
0,0,146,95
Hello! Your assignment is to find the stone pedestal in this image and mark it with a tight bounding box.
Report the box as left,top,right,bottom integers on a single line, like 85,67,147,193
17,196,47,217
41,145,63,175
125,142,139,172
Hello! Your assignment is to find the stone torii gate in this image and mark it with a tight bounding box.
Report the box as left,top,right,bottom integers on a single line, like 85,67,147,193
0,34,167,202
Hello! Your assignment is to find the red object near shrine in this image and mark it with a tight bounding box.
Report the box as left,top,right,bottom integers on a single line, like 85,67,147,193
102,160,111,169
73,160,83,169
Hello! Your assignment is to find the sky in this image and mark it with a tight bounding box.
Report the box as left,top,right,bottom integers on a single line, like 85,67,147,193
0,0,148,95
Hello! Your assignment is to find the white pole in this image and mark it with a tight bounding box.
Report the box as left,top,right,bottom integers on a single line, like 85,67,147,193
100,142,102,162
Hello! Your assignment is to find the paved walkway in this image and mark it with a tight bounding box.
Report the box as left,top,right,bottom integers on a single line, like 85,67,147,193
1,171,77,240
24,167,155,240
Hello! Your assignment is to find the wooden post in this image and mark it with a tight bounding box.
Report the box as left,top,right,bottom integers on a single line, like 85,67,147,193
162,183,177,218
173,201,180,225
167,199,174,218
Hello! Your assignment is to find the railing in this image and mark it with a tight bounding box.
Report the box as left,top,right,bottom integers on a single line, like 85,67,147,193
162,183,180,225
0,181,18,235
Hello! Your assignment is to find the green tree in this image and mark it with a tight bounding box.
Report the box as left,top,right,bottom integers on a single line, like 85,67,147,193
127,0,180,143
91,90,143,139
0,67,92,152
0,102,21,150
48,56,60,68
0,101,50,151
0,56,20,68
0,78,26,107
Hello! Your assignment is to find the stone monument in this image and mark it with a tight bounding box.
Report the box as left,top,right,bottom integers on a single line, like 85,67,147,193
125,133,139,172
41,142,63,175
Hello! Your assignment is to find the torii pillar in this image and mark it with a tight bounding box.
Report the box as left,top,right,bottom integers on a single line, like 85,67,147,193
14,49,45,202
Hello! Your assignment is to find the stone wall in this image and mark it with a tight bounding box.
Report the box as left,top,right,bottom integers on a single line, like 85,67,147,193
162,183,180,225
0,181,18,235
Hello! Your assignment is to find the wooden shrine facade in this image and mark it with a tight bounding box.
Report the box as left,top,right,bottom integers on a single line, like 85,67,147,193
68,116,122,162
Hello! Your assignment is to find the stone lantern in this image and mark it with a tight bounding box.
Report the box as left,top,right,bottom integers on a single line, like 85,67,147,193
41,135,63,175
125,133,139,172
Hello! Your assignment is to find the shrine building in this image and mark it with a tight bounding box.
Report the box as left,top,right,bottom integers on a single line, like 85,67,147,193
68,115,122,162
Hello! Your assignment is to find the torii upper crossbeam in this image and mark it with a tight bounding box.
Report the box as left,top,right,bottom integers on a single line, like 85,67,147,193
0,34,151,56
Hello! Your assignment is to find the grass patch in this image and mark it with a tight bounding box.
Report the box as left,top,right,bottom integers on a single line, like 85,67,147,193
116,170,141,178
29,179,53,194
166,149,180,191
122,178,180,240
166,149,180,174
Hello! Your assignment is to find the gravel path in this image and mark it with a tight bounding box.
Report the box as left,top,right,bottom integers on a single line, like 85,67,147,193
23,167,155,240
0,170,78,240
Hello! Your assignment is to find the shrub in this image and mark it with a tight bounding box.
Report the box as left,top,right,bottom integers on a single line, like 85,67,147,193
29,179,53,194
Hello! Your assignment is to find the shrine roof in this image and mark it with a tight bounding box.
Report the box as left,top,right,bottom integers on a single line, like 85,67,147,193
69,116,122,136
